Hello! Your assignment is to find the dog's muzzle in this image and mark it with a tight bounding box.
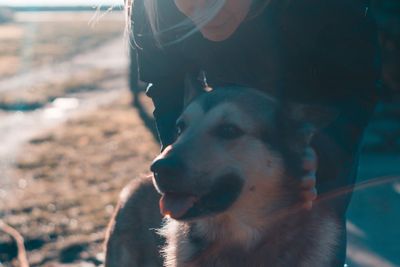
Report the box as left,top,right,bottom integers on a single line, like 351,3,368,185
151,156,186,192
151,156,201,219
151,151,244,220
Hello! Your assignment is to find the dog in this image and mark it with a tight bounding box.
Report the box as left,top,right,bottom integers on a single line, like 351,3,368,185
105,77,340,267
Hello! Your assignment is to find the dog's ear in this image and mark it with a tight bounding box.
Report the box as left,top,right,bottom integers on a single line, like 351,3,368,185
183,72,210,107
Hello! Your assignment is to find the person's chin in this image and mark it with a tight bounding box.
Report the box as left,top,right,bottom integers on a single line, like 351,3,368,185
200,25,238,42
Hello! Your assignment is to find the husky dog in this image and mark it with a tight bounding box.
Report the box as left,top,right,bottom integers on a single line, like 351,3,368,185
105,79,340,267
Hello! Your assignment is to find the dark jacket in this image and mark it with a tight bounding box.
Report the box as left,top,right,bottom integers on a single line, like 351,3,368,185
133,0,379,146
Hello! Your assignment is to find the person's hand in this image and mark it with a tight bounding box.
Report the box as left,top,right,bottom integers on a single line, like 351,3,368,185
300,147,318,210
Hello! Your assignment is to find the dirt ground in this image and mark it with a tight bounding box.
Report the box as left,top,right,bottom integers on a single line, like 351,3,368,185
0,10,145,266
0,11,126,111
0,91,159,267
0,11,124,79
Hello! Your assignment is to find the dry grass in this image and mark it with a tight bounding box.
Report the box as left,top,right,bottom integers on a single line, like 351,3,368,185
0,11,135,265
0,11,124,79
0,93,158,266
0,68,118,110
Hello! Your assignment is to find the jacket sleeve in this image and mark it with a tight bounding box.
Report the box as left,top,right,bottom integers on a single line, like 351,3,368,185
132,0,188,147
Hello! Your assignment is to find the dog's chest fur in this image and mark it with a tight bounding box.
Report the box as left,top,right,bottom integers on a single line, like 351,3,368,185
161,208,339,267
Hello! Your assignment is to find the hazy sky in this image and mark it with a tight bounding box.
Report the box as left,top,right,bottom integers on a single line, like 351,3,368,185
0,0,123,6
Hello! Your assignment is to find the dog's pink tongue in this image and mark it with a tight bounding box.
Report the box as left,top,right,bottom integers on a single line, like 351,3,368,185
160,194,197,219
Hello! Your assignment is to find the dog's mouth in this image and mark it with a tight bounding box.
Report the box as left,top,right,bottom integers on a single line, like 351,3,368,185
160,193,199,219
158,173,244,221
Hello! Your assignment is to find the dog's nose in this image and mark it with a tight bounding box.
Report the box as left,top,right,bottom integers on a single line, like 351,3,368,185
151,156,185,188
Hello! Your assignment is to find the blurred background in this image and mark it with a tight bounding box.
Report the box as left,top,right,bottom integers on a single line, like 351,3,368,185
0,1,159,266
0,1,399,267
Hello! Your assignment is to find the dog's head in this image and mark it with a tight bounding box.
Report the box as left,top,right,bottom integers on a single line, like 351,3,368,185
151,81,333,222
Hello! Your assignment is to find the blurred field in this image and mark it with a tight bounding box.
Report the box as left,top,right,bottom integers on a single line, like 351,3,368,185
0,9,139,266
0,10,127,112
0,11,124,79
0,93,159,266
0,68,110,111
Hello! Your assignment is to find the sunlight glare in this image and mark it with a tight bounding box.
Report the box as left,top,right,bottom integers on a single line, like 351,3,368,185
43,98,79,119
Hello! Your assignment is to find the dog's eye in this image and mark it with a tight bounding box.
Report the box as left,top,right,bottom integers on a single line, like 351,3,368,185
176,121,186,136
215,124,244,140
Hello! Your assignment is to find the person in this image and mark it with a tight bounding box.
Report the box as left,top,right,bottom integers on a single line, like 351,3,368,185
129,0,379,265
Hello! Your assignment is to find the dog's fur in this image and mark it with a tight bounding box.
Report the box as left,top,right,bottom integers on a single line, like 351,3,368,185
105,84,340,267
105,178,164,267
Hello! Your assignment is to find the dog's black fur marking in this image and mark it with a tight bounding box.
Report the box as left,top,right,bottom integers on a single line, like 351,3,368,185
181,173,244,220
